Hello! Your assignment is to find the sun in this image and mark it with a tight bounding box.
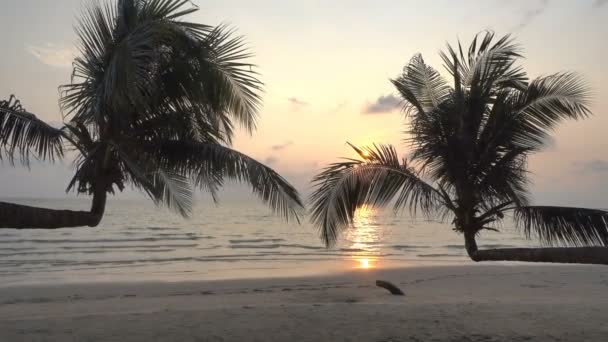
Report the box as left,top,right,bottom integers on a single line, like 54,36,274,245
354,205,373,221
355,258,377,269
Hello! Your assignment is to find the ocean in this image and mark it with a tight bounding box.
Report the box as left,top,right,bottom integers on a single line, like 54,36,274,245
0,198,534,286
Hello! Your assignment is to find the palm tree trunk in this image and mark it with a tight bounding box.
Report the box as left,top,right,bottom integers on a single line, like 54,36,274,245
464,231,480,260
0,184,107,229
464,231,608,265
473,247,608,264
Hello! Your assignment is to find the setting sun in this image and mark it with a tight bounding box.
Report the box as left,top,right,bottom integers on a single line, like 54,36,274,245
359,258,371,269
354,205,374,221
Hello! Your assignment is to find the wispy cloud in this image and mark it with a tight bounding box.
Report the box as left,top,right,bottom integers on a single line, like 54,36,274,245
271,140,294,151
573,160,608,173
328,101,348,114
47,121,65,129
593,0,608,8
362,94,401,114
264,156,279,165
513,0,550,31
26,43,76,68
288,97,309,111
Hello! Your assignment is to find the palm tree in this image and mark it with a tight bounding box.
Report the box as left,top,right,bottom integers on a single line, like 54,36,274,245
0,0,302,229
310,32,608,264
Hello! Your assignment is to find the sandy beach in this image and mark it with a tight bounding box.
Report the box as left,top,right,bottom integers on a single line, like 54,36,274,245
1,264,607,341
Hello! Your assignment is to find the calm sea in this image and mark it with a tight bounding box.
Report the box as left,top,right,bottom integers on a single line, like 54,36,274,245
0,198,534,286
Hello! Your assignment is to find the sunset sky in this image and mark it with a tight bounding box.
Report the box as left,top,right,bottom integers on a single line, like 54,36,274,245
1,0,607,208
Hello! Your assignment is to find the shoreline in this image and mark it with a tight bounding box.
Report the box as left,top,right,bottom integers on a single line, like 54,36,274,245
1,264,607,341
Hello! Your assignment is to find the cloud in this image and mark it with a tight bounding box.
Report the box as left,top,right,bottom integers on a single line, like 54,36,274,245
541,136,557,151
47,121,65,129
271,140,294,151
26,43,76,68
288,97,309,111
593,0,608,8
513,0,550,31
362,94,401,114
264,156,279,165
573,160,608,173
328,101,348,114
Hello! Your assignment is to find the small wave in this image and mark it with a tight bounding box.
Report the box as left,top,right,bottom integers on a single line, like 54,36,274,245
0,236,211,244
126,226,180,231
229,238,285,244
479,244,517,248
0,247,36,252
0,233,18,238
0,251,404,269
229,244,280,249
443,245,464,249
282,244,324,250
417,253,464,258
60,244,198,250
133,249,176,253
391,245,430,250
196,245,222,250
0,250,109,257
229,243,324,250
443,244,515,249
339,248,368,252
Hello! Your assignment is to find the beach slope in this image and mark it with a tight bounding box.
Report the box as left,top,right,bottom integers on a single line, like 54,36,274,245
1,265,607,341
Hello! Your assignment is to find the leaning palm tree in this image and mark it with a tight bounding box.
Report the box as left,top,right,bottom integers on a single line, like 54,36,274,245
0,0,302,228
310,32,608,264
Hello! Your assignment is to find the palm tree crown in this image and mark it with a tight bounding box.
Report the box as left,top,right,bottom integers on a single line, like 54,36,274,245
0,0,302,226
310,32,608,254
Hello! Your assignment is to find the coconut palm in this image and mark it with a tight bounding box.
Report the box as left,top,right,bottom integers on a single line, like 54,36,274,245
0,0,302,228
310,32,608,264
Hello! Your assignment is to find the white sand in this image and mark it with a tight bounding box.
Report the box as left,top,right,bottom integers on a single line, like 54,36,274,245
1,264,607,341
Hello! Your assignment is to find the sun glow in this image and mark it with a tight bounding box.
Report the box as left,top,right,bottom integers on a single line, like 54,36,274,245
354,205,374,220
357,258,373,269
347,205,381,270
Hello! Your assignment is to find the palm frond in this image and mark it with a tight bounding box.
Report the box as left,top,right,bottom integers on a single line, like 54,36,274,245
132,108,228,144
509,72,592,149
391,54,451,116
309,143,445,246
147,141,302,221
0,96,64,165
514,206,608,247
61,0,222,131
474,147,531,207
149,170,193,217
140,0,211,36
460,31,527,93
198,24,263,133
114,142,193,216
60,0,116,128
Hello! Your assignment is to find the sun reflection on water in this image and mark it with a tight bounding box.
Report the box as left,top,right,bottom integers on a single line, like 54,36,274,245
357,258,373,269
347,205,382,269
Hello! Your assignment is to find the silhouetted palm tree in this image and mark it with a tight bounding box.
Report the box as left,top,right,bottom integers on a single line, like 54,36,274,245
0,0,302,228
310,32,608,264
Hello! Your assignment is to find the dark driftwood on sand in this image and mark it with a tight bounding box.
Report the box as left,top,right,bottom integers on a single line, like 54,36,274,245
376,280,405,295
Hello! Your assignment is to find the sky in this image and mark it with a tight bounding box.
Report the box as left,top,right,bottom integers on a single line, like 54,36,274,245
1,0,608,208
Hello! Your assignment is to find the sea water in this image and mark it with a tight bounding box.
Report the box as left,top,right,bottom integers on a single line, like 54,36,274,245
0,197,534,286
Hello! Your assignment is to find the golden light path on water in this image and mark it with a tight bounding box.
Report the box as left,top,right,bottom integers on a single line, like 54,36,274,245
345,205,383,270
